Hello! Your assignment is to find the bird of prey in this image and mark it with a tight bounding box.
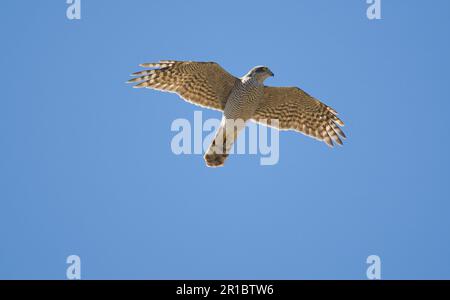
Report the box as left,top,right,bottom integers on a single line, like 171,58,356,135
127,60,346,167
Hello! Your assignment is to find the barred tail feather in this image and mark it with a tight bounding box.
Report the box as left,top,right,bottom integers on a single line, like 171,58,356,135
204,124,229,168
204,118,246,168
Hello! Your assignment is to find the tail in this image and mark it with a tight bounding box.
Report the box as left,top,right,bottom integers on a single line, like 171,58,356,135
204,118,245,168
204,140,230,167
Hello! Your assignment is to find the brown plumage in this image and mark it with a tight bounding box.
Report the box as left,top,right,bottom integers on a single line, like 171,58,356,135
128,61,237,111
253,87,346,147
128,60,346,167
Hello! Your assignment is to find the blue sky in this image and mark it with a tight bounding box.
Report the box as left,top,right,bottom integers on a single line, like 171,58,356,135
1,0,450,279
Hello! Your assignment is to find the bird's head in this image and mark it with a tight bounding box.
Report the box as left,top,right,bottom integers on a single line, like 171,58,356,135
246,66,274,82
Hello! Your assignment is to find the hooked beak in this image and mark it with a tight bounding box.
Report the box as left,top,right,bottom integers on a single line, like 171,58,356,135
269,70,275,77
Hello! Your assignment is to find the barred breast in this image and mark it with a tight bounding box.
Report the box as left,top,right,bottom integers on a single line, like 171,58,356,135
224,77,264,121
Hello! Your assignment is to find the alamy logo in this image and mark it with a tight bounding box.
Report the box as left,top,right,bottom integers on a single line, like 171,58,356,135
366,0,382,20
66,0,81,20
66,255,81,280
366,255,381,279
170,111,280,166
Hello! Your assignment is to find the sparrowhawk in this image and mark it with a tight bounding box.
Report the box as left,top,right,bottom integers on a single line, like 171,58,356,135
127,60,346,167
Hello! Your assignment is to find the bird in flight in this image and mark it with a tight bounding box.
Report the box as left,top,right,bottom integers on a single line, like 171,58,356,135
127,60,346,167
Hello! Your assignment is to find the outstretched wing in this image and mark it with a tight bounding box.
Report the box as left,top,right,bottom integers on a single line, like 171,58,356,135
252,86,346,147
127,60,238,111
